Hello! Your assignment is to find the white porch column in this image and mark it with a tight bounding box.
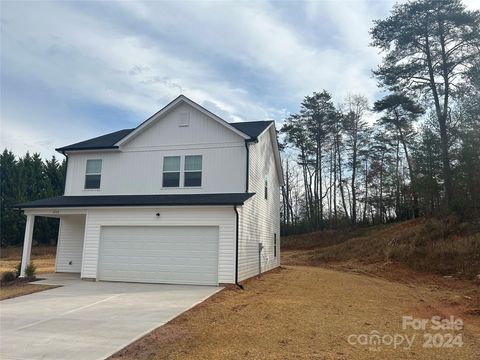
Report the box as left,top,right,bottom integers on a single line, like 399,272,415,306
20,214,35,277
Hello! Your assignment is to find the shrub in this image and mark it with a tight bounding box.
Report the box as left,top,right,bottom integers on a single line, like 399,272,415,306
15,262,21,278
24,261,37,277
1,271,16,282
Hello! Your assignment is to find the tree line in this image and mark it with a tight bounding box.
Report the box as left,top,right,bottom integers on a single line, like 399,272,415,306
0,150,65,246
1,0,478,241
280,0,480,234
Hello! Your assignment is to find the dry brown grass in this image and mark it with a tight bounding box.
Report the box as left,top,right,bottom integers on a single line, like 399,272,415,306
0,245,57,259
283,218,480,278
0,283,57,300
111,266,480,360
0,246,56,274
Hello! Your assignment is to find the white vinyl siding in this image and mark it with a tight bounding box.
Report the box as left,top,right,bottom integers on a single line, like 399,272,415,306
55,215,85,273
81,207,236,284
238,128,281,281
64,103,246,195
98,226,218,285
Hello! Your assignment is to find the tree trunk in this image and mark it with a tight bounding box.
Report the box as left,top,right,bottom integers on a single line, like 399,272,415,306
363,156,368,223
425,31,453,211
395,140,401,218
351,136,358,224
337,139,349,219
379,152,384,223
333,139,338,228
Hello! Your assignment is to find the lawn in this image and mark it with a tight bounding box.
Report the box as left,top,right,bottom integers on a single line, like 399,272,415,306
0,246,56,274
111,265,480,360
0,246,57,300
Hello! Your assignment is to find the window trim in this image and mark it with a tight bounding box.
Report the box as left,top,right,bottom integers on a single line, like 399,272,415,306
162,156,181,188
84,159,102,190
183,155,202,187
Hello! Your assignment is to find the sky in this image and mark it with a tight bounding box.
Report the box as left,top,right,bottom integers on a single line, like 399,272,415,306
1,0,479,158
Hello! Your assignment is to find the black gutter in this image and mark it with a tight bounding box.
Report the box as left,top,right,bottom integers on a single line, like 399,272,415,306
12,193,256,209
55,146,119,152
234,205,244,289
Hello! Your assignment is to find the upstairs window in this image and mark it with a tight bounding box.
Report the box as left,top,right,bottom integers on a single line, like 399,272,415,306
274,233,277,257
163,156,180,187
264,176,268,200
184,155,202,187
85,159,102,189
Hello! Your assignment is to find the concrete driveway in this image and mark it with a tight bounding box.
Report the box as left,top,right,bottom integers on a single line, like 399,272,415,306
0,274,221,360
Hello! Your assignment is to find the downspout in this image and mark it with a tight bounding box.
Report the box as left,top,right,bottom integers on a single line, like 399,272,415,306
234,205,244,289
60,151,69,195
235,137,257,288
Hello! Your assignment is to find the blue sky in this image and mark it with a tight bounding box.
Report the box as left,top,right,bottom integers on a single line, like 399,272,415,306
1,0,478,158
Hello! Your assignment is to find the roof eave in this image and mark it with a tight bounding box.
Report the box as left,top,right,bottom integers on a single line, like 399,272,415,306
55,146,120,153
13,193,256,210
15,202,248,209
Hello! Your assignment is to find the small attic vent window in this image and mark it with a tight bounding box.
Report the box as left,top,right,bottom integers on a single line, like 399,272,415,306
178,112,190,127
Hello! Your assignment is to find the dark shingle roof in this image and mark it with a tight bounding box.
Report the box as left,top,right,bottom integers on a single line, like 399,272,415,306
230,121,273,140
55,129,134,152
13,193,255,209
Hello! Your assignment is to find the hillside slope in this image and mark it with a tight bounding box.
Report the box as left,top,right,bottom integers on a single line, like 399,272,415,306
282,218,480,278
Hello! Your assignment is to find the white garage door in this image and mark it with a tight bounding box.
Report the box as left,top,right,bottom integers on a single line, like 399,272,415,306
98,226,218,285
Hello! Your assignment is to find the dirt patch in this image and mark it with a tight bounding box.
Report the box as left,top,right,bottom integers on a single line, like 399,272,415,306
110,265,480,360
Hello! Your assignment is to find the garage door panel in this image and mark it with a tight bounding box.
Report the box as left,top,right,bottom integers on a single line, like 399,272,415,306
100,255,217,265
100,262,218,271
98,226,218,285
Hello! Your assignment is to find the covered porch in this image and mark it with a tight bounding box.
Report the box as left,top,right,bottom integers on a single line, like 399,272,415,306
19,209,87,278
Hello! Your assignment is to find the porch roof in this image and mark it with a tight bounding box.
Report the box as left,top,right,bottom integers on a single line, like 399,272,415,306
13,193,255,209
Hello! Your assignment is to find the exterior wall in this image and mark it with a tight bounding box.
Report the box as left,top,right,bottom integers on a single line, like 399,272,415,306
55,215,85,273
238,128,281,281
81,206,236,284
64,103,246,196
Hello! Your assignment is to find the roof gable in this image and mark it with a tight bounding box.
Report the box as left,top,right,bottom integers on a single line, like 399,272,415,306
120,100,245,148
116,95,249,146
55,96,278,154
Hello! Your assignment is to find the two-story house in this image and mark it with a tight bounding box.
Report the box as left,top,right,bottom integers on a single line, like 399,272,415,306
16,95,283,286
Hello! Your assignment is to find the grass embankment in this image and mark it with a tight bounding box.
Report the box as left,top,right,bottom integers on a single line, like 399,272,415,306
283,217,480,279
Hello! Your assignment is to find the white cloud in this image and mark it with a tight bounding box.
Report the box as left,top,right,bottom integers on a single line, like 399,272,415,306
1,0,399,157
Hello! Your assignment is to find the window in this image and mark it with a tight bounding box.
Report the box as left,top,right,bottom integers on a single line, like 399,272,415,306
184,155,202,187
163,156,180,187
274,233,277,257
85,159,102,189
264,176,268,200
